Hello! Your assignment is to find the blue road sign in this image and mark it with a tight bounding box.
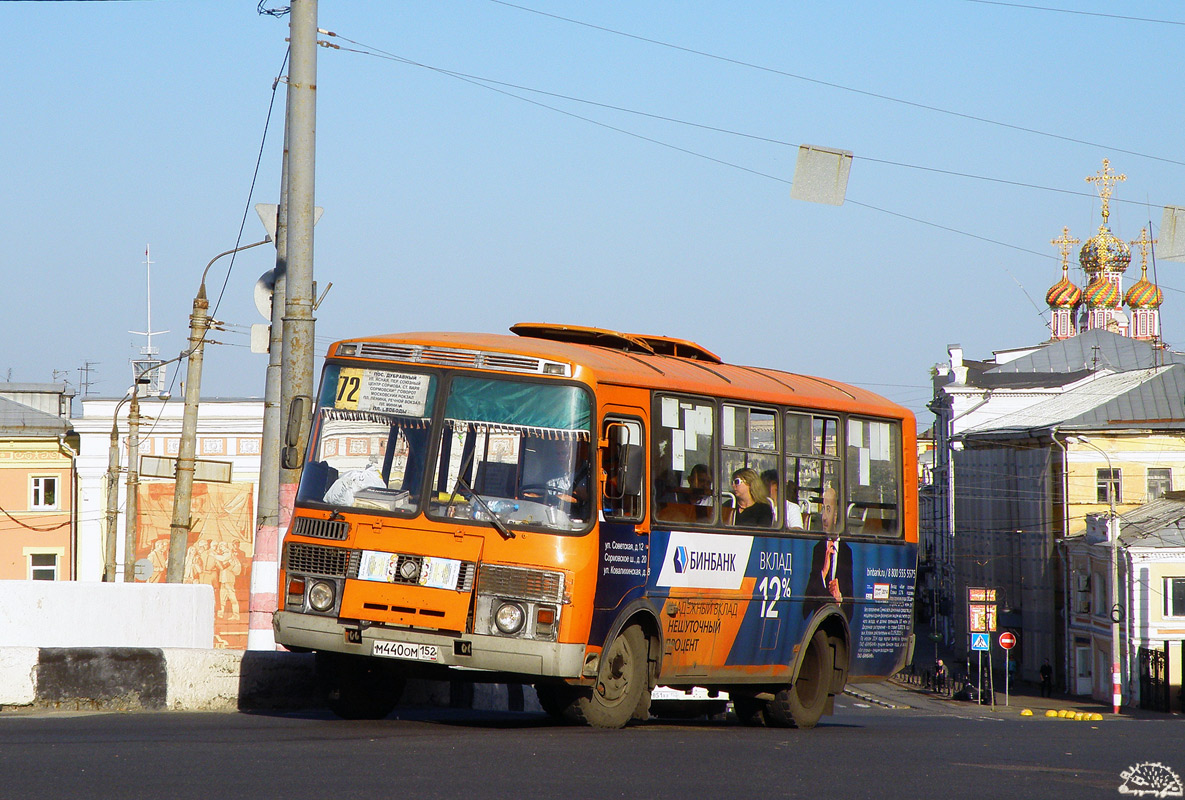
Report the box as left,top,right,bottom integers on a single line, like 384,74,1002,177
971,633,990,651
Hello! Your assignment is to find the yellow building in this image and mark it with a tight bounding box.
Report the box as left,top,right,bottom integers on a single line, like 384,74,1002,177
0,384,77,581
1064,499,1185,712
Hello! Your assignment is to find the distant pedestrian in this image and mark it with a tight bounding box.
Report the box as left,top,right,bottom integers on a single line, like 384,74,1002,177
935,659,948,694
1040,658,1053,697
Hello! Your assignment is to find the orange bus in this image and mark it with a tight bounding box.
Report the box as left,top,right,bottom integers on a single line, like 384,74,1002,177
273,324,917,728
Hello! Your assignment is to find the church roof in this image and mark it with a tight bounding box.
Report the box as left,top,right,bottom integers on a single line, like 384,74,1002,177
984,329,1182,375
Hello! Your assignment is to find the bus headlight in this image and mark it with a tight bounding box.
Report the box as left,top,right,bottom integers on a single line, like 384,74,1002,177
494,601,525,634
308,580,336,612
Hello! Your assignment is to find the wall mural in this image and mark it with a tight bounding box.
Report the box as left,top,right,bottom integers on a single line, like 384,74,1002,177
137,481,255,649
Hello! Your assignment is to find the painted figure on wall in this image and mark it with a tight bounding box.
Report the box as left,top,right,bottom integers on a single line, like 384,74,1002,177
137,481,255,648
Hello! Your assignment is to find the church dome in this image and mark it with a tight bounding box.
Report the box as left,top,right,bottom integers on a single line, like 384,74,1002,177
1045,269,1081,308
1079,226,1131,274
1125,272,1163,309
1082,275,1120,307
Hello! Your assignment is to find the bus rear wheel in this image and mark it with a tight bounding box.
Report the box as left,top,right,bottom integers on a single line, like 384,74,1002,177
769,631,833,729
567,625,649,728
316,651,405,720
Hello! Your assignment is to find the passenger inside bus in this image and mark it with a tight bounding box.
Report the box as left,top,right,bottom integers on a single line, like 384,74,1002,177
783,477,805,529
729,468,773,527
688,463,714,520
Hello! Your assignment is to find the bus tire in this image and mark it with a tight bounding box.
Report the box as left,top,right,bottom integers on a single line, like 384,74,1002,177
769,631,833,729
568,625,648,729
316,651,405,720
534,683,579,721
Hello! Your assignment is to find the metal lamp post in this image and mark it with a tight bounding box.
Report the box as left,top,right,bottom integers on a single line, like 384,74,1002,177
1067,435,1123,714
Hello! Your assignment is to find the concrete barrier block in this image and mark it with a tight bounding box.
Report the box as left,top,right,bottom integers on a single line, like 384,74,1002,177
163,649,244,711
0,648,38,707
36,648,167,710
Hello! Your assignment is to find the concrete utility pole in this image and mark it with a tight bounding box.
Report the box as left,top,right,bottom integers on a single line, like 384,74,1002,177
167,287,210,583
248,97,291,651
102,406,124,582
123,390,140,582
168,241,271,583
279,0,318,512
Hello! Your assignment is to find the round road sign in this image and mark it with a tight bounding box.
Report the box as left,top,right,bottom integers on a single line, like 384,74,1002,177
999,631,1017,650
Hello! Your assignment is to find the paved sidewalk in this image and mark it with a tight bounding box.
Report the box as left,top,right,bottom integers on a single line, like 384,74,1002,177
846,675,1173,721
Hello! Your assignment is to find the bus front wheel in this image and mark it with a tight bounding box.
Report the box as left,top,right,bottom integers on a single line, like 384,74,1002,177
769,631,833,729
316,651,405,720
568,625,649,729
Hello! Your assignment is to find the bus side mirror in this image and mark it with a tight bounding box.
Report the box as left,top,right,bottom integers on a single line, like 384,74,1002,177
281,395,312,470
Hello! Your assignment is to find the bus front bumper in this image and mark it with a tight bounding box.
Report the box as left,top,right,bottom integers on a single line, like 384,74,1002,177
273,611,586,679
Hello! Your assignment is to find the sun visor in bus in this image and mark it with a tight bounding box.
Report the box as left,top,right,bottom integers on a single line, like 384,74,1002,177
443,378,591,433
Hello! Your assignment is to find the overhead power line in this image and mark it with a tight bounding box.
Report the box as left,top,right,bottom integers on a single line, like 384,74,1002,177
487,0,1185,169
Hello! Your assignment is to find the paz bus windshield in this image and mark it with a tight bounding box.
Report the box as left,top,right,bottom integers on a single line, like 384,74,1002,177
296,364,594,534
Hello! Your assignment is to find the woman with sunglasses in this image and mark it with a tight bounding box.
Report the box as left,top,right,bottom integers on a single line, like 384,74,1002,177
730,468,773,527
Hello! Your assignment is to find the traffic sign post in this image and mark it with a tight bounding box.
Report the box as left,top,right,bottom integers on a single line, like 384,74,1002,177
998,631,1016,706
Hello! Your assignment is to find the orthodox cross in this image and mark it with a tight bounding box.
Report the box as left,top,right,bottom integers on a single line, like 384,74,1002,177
1085,158,1126,224
1051,226,1080,275
1130,227,1156,276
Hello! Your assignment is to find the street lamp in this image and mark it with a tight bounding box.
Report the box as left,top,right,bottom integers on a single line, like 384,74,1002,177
1066,434,1123,714
166,239,269,583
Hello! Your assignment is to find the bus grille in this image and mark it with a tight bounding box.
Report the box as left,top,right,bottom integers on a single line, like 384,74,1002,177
284,542,353,578
346,554,476,592
478,564,563,603
290,516,350,541
356,343,569,377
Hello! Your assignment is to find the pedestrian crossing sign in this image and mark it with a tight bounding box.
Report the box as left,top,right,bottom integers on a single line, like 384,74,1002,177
971,633,990,651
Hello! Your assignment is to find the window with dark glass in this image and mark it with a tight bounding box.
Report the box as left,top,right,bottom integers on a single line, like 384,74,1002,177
785,412,841,533
298,363,438,515
654,396,716,524
1097,469,1121,504
428,377,593,534
1165,577,1185,618
602,418,644,522
720,405,778,528
1147,468,1172,501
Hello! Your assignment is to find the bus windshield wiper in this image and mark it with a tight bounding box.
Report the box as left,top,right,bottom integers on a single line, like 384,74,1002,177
453,475,515,541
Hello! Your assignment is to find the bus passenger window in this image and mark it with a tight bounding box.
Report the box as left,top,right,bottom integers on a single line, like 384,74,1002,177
845,418,901,536
721,405,778,528
654,397,715,524
787,411,841,533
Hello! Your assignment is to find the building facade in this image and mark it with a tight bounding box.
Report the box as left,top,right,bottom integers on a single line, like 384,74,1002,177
72,396,265,649
0,384,77,581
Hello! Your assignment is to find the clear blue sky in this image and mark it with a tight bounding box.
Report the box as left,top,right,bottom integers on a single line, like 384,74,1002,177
3,1,1183,424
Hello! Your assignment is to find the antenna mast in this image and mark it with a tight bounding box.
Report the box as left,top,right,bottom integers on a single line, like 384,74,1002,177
129,245,170,396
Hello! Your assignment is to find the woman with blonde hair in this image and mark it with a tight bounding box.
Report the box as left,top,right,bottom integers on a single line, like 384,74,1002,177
730,467,773,527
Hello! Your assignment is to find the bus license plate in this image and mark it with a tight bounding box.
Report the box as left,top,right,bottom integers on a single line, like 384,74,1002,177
373,640,439,662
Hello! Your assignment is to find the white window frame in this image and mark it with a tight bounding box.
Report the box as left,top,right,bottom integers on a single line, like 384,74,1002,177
23,547,65,581
1147,467,1172,501
30,475,60,511
1096,468,1121,504
1165,577,1185,619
